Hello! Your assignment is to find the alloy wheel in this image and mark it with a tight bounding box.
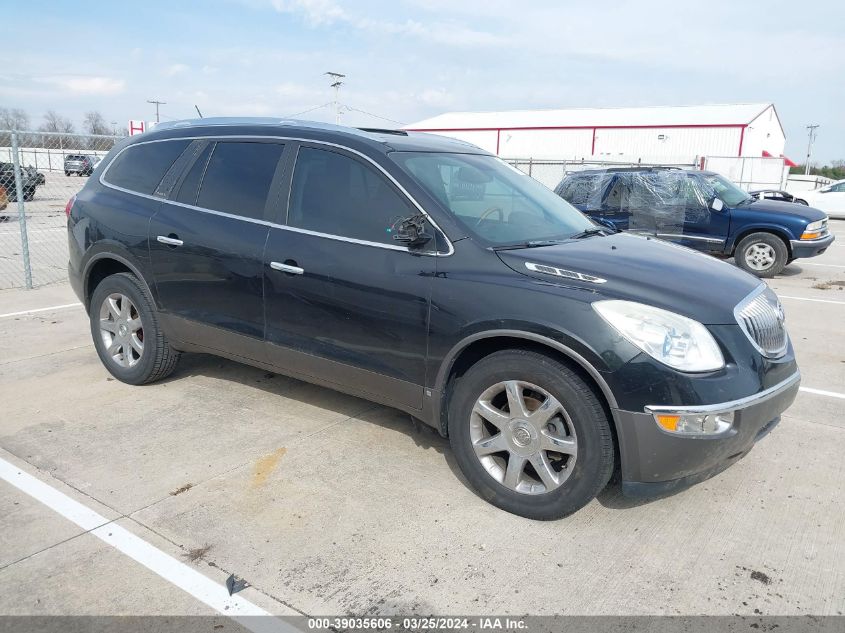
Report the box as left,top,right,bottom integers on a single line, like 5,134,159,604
470,380,577,495
98,293,144,368
744,243,776,271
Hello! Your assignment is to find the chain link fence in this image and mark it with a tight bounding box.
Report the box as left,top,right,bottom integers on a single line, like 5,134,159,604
0,130,121,289
503,158,698,189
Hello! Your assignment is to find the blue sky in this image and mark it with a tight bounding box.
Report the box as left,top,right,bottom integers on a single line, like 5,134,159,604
1,0,842,163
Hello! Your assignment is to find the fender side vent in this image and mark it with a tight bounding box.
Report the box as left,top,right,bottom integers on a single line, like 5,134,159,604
525,262,607,284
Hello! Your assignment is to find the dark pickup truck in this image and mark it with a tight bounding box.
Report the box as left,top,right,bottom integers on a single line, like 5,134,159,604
555,168,833,277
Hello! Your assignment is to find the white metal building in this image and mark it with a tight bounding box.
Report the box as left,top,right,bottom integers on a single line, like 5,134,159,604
405,103,787,165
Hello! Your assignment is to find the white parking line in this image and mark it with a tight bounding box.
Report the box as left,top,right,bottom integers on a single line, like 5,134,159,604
0,457,296,633
779,295,845,306
0,303,81,319
800,387,845,400
800,262,845,269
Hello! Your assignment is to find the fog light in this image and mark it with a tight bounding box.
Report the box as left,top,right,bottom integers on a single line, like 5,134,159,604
653,411,734,435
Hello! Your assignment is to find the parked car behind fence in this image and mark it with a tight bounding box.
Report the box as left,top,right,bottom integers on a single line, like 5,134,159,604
0,161,44,201
64,154,99,176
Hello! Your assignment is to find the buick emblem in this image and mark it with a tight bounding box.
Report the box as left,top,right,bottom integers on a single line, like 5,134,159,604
512,426,532,447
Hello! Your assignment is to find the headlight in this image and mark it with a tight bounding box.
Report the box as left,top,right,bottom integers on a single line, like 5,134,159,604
801,218,828,240
593,300,725,372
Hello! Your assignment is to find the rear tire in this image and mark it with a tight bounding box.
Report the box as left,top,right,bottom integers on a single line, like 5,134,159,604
735,232,788,278
448,349,614,520
89,272,180,385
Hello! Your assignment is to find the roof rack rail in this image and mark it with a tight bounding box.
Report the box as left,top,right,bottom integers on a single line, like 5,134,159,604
595,166,683,172
357,127,408,136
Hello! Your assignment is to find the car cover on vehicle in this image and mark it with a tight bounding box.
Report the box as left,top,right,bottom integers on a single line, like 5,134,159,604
557,169,718,234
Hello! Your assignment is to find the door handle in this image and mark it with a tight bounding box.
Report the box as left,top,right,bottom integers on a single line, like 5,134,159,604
270,261,304,275
157,235,183,246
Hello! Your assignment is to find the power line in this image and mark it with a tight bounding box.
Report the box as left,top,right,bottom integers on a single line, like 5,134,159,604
804,124,819,175
147,99,166,123
280,100,405,128
325,71,345,124
283,102,334,118
341,105,406,127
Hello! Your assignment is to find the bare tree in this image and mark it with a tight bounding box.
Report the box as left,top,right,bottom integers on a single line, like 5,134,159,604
0,108,31,146
39,110,78,149
39,110,75,134
83,110,111,136
0,107,30,130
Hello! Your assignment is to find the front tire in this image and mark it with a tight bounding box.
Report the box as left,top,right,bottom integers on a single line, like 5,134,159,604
735,232,788,278
448,349,614,520
89,272,180,385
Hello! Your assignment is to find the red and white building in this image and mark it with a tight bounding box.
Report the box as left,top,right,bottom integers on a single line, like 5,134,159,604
405,103,788,165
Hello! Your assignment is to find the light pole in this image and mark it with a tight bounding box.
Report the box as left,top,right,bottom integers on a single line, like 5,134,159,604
805,124,819,175
325,72,345,124
147,99,166,124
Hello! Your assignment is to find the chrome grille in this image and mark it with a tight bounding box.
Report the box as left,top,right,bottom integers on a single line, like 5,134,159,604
734,287,788,357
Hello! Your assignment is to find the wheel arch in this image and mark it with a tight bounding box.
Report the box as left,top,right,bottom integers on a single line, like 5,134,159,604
730,227,792,257
434,331,620,443
83,251,155,312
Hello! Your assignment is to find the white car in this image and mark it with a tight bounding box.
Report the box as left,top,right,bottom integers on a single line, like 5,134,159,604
800,179,845,219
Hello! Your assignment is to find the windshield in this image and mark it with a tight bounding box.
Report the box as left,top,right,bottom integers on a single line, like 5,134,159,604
390,152,594,246
696,173,752,206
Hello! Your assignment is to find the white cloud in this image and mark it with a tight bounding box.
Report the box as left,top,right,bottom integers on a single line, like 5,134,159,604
275,81,321,99
270,0,346,25
165,63,190,76
38,75,125,95
416,88,455,109
266,0,502,47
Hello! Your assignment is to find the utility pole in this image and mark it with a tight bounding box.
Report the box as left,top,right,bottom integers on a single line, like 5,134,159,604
325,72,345,124
147,99,166,124
804,124,819,175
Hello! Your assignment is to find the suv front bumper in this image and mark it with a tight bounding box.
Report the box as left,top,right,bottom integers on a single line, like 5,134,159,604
790,233,834,259
615,371,800,497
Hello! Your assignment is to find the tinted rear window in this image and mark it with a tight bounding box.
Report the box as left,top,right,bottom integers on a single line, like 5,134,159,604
195,142,284,220
104,140,191,195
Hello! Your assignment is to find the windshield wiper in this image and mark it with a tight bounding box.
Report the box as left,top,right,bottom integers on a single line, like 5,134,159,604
492,239,569,251
569,227,611,240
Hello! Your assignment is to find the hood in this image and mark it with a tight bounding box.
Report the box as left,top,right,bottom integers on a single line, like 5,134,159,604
743,198,827,222
496,232,761,325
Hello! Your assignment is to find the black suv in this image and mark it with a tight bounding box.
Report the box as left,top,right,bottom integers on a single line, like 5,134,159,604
67,119,800,519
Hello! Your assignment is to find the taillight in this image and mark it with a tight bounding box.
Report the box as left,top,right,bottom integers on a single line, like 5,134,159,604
65,194,76,218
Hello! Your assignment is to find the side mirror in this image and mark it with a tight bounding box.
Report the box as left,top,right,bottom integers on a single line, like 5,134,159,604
391,214,432,247
710,198,725,212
